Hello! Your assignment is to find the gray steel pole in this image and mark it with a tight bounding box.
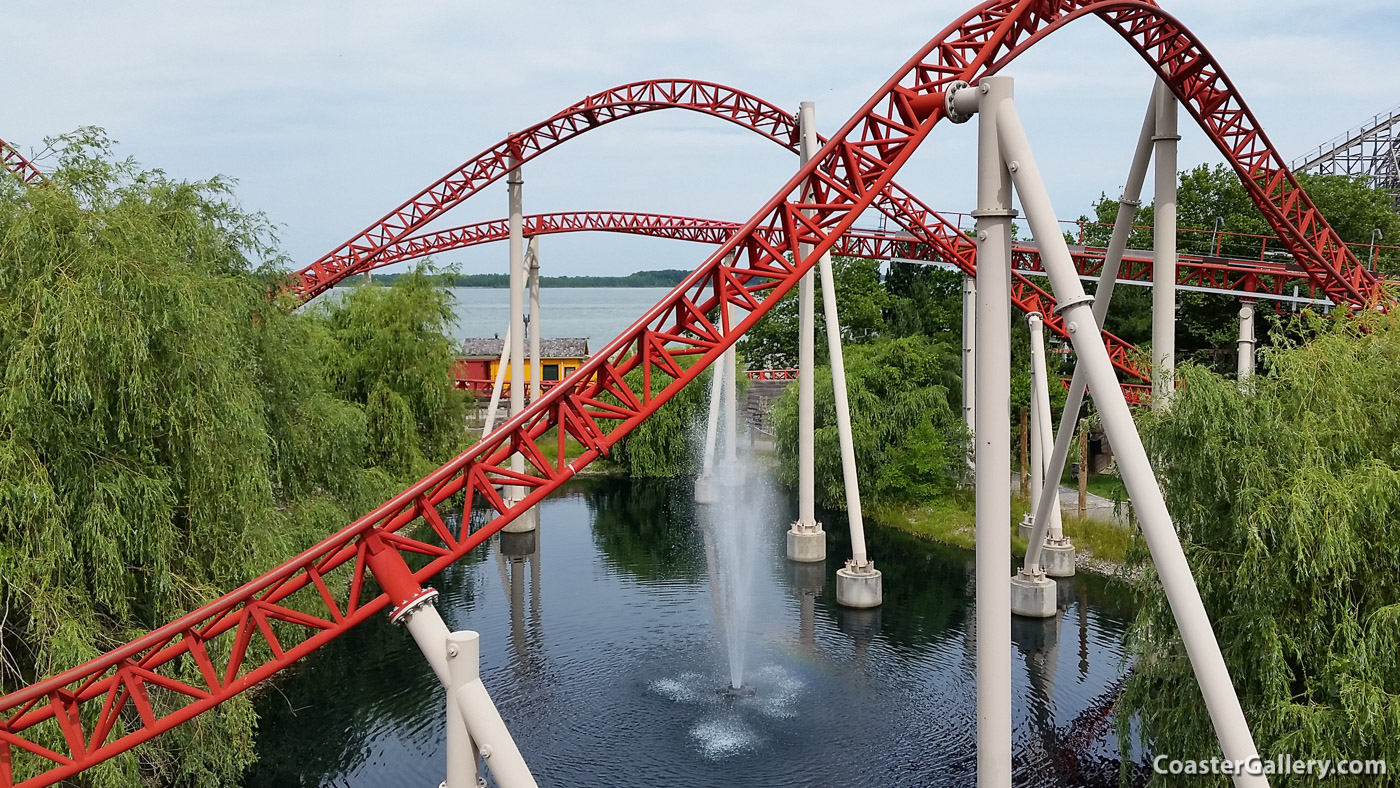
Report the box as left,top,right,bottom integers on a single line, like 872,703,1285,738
972,75,1014,788
1025,82,1159,573
527,236,542,404
996,94,1268,786
1152,80,1179,410
508,162,526,502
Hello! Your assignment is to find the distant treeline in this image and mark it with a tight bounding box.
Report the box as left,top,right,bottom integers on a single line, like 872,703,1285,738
355,269,691,288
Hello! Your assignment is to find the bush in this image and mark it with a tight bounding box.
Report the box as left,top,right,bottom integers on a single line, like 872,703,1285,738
606,359,738,478
771,336,967,508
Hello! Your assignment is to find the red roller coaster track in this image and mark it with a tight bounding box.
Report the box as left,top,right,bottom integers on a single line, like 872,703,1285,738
0,138,45,187
284,78,1148,380
363,209,1336,306
0,2,1387,785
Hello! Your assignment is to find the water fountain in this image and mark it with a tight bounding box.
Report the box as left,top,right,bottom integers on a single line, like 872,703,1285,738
694,350,760,696
701,453,757,695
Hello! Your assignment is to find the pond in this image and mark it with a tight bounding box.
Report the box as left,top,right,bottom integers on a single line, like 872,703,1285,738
245,476,1146,787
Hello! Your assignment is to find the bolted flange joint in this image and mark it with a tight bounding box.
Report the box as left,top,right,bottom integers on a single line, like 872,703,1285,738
388,587,440,625
1051,294,1095,315
944,80,976,123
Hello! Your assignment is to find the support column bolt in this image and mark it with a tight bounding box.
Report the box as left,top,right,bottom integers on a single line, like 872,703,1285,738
944,80,977,123
389,588,441,625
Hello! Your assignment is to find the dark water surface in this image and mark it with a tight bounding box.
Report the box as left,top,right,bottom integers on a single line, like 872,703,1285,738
245,477,1144,787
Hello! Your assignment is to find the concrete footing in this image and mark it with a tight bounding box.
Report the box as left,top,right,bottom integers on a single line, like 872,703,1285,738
1042,539,1076,578
694,476,717,505
501,505,539,533
1010,570,1056,618
787,523,826,563
1018,514,1034,542
836,562,883,608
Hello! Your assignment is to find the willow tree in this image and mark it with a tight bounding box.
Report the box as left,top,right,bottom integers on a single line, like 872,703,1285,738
771,335,966,508
605,360,720,478
1121,311,1400,785
316,266,468,465
0,133,410,786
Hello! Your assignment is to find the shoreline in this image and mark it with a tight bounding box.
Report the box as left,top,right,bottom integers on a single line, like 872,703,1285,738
868,490,1134,579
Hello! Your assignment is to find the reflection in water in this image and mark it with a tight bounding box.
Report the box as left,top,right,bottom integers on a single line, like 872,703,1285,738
247,478,1146,787
784,561,824,656
497,526,544,686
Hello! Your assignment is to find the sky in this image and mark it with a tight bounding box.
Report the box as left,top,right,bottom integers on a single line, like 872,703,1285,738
6,0,1399,278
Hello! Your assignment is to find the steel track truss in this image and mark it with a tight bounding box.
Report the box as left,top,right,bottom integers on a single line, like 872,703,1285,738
0,138,45,187
286,80,1147,379
2,2,1389,785
366,210,1335,307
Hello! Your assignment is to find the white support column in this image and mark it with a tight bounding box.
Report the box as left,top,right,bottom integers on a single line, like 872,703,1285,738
789,101,825,563
969,75,1015,787
996,89,1269,787
962,273,977,459
399,601,538,788
507,162,525,501
824,239,881,607
445,628,481,788
1027,81,1160,576
1152,79,1179,410
1237,300,1256,389
482,327,512,439
448,631,539,788
527,236,542,404
1023,350,1043,543
1029,314,1073,578
503,162,536,533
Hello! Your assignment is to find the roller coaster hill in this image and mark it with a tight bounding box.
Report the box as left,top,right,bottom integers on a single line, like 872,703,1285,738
0,0,1397,786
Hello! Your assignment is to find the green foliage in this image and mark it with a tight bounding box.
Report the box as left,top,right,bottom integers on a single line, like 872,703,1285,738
772,336,966,508
1121,312,1400,785
366,383,417,474
1076,164,1400,371
883,262,963,340
738,256,889,369
605,360,731,478
0,132,470,786
315,267,468,462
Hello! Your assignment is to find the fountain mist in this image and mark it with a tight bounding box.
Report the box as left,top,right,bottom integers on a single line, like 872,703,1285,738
693,365,763,692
